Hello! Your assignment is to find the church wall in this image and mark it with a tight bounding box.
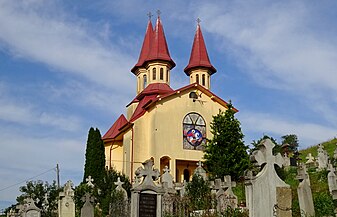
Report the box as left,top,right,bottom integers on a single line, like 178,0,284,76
129,87,227,180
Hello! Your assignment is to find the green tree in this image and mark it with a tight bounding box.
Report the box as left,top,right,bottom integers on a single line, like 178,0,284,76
281,134,299,152
185,174,213,211
203,102,249,180
251,135,281,155
83,127,106,187
16,180,60,217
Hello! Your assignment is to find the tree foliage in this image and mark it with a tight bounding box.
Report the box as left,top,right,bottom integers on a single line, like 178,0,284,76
16,180,60,217
83,127,106,188
281,134,299,152
185,174,213,211
203,102,249,180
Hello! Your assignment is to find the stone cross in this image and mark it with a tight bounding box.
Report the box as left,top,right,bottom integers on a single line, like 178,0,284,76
81,193,94,217
296,164,315,216
114,177,128,201
115,177,124,189
251,139,284,168
305,153,315,164
135,158,160,186
194,160,207,180
86,176,94,187
224,175,236,193
196,160,203,168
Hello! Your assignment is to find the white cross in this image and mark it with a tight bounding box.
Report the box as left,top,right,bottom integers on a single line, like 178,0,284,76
163,165,170,174
86,176,94,187
196,160,203,168
114,177,124,189
252,139,284,168
135,158,160,184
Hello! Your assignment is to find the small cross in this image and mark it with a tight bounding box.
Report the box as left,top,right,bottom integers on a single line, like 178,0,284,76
157,9,161,18
163,165,170,174
147,12,153,20
196,160,203,168
196,18,201,25
114,177,124,188
81,192,94,204
328,163,335,173
86,176,94,187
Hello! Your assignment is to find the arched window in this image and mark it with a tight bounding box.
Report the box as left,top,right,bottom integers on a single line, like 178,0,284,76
183,112,206,150
143,74,147,88
153,68,156,80
160,68,164,80
196,74,199,84
166,69,169,82
202,74,206,86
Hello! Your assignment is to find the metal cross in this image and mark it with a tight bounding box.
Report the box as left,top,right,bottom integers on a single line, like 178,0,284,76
147,12,153,20
86,176,94,187
157,9,161,17
196,18,201,25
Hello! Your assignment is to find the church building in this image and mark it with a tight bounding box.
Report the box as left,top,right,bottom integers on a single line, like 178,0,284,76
102,14,233,182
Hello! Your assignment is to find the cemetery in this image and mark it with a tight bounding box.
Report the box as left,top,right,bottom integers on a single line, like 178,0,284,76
2,137,337,217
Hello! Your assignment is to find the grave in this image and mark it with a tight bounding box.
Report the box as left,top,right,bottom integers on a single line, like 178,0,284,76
317,144,328,170
296,164,315,217
20,198,41,217
194,160,207,180
327,163,337,199
80,193,95,217
245,139,291,217
305,153,316,167
58,180,75,217
131,158,164,217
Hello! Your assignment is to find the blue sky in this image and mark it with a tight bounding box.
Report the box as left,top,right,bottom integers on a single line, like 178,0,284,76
1,0,337,208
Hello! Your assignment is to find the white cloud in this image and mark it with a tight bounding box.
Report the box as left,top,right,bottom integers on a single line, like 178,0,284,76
0,1,134,93
239,111,336,148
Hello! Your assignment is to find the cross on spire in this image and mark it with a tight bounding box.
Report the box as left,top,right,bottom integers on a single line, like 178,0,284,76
147,12,153,20
157,9,161,18
196,18,201,25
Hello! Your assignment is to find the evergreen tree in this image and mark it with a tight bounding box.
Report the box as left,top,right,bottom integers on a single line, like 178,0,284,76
203,102,249,180
83,127,106,188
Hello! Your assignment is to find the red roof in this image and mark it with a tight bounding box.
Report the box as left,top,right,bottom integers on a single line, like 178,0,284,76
184,23,216,75
131,20,154,74
145,16,176,68
128,83,174,122
102,114,128,140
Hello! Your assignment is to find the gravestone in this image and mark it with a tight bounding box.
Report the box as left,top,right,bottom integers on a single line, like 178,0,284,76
317,144,328,170
245,139,291,217
194,160,207,180
305,153,316,167
223,175,237,208
21,198,41,217
80,193,94,217
282,153,290,167
161,166,174,190
327,163,337,199
334,144,337,159
296,164,315,217
131,158,164,217
58,180,75,217
109,177,129,217
115,177,128,200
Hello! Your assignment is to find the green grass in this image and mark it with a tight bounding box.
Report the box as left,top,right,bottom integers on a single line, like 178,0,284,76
299,138,337,162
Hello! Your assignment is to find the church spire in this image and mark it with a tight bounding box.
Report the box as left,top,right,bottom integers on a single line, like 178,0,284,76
145,12,175,68
131,18,154,74
184,20,216,89
184,20,216,75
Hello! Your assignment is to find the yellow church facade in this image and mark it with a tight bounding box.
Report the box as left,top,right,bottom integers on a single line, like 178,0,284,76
103,15,232,183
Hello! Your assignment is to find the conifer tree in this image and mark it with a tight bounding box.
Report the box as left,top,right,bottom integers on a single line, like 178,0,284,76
203,102,249,180
83,127,106,187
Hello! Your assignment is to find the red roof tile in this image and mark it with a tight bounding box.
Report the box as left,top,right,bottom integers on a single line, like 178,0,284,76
131,20,154,74
102,114,128,140
128,83,174,122
145,16,175,68
184,23,216,75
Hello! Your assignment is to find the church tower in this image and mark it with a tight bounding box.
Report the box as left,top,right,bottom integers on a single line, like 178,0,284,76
131,13,175,94
184,21,216,89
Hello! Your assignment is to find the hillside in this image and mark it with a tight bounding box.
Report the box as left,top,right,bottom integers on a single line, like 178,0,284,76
299,138,337,161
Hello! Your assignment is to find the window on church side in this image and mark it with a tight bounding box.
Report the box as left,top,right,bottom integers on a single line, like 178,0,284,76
160,68,164,80
196,74,199,84
166,69,169,82
183,112,206,151
153,68,156,80
143,74,147,88
202,74,205,86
